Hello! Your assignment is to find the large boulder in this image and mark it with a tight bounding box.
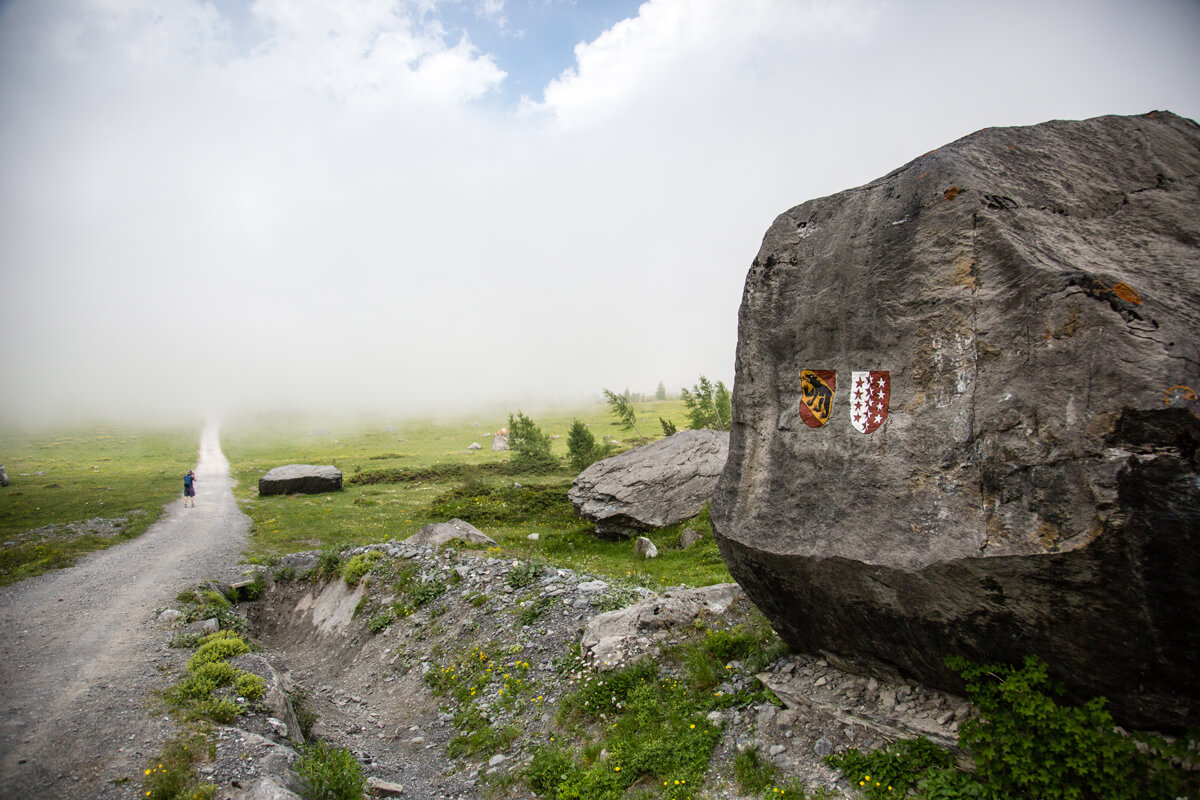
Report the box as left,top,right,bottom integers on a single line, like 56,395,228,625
569,429,729,538
712,111,1200,731
258,465,342,496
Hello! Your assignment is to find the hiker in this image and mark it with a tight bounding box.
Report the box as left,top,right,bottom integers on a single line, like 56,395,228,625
183,470,197,507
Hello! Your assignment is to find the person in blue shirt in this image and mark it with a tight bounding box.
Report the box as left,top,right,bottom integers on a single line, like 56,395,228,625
183,470,197,507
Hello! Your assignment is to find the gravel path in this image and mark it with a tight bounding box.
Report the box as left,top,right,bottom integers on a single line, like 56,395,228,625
0,423,249,799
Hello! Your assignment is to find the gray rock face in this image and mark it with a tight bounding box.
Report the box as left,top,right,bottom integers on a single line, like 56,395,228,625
406,518,497,547
712,111,1200,731
569,429,729,538
258,465,342,496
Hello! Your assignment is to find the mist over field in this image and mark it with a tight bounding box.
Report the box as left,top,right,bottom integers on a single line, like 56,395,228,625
1,0,1198,427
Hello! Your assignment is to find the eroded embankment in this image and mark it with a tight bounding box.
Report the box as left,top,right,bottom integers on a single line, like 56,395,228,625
169,540,972,800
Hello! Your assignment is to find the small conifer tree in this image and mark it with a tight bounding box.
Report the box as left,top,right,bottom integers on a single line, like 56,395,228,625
567,419,598,473
602,388,648,444
680,376,732,431
507,411,558,472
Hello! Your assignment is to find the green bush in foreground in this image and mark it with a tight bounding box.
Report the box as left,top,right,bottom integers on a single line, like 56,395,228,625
827,655,1198,800
295,741,363,800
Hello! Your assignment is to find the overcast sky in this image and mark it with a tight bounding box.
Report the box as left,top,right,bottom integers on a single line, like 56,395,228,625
1,0,1198,426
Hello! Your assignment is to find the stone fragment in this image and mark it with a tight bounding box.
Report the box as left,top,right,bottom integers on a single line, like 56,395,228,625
405,519,497,547
713,110,1200,731
258,465,342,496
569,429,729,538
366,776,405,796
581,584,743,670
491,432,509,451
157,609,183,626
679,528,705,549
634,537,658,559
467,442,482,450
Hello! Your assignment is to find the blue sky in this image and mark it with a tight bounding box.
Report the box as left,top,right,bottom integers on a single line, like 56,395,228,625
436,0,647,104
1,0,1198,423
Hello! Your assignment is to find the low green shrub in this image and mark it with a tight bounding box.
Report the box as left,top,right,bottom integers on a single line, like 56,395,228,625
340,551,381,586
734,746,781,795
142,730,216,800
827,655,1199,800
187,633,250,670
410,577,447,607
295,741,364,800
507,559,546,590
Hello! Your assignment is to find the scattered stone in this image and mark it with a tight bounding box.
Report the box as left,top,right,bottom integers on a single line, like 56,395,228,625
527,533,540,541
0,465,8,487
569,429,729,538
714,110,1200,732
634,537,658,559
157,609,183,626
487,754,507,767
366,776,405,796
258,465,342,496
467,442,482,450
405,519,496,547
813,737,835,757
679,528,705,549
491,432,509,452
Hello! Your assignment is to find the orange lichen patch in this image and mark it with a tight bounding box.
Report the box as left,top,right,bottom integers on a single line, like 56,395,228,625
952,254,976,290
1008,145,1016,151
944,186,961,201
1110,282,1142,305
919,172,926,179
1037,520,1064,550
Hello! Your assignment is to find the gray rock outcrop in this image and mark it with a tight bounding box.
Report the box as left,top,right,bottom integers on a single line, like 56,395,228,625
712,111,1200,731
258,465,342,496
406,518,497,547
581,584,744,670
569,429,729,538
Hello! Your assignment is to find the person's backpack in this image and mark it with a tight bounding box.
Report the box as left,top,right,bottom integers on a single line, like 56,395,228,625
184,473,193,487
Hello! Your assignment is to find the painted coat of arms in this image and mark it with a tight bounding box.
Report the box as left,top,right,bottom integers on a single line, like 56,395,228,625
798,370,836,428
850,370,890,433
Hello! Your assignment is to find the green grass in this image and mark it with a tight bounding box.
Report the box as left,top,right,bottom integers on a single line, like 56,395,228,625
222,401,731,588
0,424,199,585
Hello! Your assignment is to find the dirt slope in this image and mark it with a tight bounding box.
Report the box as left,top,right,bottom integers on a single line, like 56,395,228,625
0,422,249,799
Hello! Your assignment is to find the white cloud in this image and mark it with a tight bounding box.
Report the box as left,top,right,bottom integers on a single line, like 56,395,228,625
0,0,1198,424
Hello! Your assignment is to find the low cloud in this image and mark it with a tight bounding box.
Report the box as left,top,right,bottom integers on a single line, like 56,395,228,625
1,0,1197,425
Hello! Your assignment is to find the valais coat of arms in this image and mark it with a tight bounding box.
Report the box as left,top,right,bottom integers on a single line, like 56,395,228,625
850,371,890,434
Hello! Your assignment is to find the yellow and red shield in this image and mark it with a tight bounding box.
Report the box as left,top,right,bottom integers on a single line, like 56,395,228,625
799,370,836,428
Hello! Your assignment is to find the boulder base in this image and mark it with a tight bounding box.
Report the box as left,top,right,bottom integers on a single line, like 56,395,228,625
569,429,729,538
712,111,1200,731
259,465,342,496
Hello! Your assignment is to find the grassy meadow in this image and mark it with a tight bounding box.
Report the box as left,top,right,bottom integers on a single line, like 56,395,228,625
0,398,731,589
0,425,200,585
223,398,732,589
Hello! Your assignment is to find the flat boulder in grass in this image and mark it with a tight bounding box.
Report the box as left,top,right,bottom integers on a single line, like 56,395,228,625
406,518,496,547
568,429,729,539
712,111,1200,732
258,464,343,496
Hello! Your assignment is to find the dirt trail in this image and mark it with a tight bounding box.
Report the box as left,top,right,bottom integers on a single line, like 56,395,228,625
0,422,249,799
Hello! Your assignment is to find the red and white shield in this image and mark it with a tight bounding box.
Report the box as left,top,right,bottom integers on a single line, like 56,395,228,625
850,371,890,434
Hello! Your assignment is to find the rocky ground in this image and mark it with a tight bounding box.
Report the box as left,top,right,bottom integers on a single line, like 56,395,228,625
168,538,970,800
